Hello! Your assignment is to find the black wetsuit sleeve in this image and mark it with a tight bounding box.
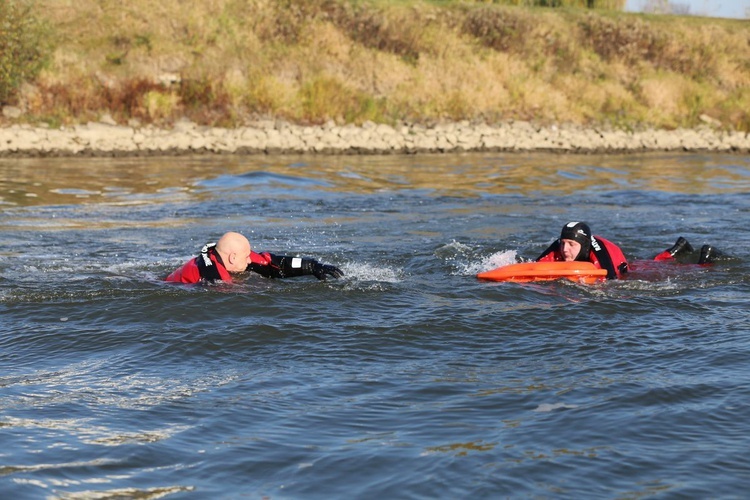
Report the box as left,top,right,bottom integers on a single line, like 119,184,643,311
247,253,317,279
248,252,344,280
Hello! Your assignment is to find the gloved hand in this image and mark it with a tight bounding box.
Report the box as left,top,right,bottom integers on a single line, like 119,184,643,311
312,262,344,280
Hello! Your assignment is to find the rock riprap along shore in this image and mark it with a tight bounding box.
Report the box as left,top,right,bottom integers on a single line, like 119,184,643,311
1,119,749,156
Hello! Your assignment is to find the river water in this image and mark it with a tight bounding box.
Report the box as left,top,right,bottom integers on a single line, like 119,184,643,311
1,152,749,498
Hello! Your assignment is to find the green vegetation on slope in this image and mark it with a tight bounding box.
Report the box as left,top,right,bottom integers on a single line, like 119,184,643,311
3,0,749,131
0,0,50,103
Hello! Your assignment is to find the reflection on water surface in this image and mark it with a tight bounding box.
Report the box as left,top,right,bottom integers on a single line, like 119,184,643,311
1,152,748,208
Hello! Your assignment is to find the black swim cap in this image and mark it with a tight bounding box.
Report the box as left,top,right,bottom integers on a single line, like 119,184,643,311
560,221,592,261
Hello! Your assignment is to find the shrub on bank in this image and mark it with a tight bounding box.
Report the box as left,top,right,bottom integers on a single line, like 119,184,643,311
0,0,50,104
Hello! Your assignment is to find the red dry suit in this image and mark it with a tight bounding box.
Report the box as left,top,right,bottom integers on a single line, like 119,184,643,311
165,243,232,284
536,235,629,280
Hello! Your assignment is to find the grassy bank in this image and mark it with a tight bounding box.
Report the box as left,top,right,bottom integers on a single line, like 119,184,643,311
5,0,750,131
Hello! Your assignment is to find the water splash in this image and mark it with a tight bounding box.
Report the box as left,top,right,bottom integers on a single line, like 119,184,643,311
340,262,402,283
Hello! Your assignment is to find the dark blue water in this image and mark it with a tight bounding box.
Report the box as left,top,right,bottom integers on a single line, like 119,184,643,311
2,153,749,498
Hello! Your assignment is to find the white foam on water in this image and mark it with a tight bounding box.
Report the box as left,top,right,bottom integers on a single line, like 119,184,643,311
339,261,402,283
435,239,473,256
460,249,519,276
0,357,242,416
434,240,521,276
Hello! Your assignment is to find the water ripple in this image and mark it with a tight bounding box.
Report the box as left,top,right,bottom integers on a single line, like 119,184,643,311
1,153,749,498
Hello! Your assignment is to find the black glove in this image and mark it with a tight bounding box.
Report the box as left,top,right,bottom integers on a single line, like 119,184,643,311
312,262,344,280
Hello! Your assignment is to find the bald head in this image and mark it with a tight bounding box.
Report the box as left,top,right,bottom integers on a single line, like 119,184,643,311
215,231,251,273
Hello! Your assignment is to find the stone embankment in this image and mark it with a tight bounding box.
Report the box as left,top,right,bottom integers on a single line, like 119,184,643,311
1,118,749,156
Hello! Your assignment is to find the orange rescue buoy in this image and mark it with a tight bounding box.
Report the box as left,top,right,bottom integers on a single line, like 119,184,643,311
477,261,608,284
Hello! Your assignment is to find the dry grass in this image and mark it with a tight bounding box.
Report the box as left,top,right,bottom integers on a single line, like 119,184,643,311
6,0,750,131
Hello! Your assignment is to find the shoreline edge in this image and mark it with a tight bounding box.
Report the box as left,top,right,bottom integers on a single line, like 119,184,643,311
2,119,749,157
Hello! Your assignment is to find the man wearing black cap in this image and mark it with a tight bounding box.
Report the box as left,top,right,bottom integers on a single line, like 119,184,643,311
536,221,629,280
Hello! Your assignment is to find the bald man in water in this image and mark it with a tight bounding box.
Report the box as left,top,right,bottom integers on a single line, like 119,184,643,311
165,231,343,284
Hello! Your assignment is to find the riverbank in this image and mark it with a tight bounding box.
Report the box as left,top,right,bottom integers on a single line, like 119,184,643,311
5,2,749,144
1,119,748,157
